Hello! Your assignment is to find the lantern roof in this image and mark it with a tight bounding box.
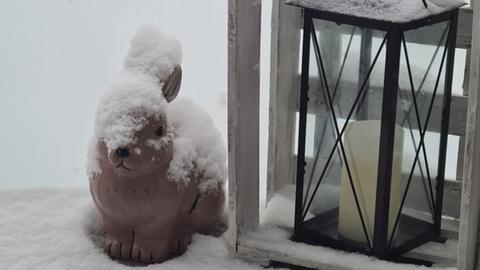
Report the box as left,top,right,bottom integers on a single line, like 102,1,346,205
286,0,465,23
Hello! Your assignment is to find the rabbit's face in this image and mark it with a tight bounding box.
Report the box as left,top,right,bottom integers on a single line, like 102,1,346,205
98,114,173,177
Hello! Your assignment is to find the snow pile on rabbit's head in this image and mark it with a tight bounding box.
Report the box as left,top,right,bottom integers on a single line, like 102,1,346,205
87,25,226,194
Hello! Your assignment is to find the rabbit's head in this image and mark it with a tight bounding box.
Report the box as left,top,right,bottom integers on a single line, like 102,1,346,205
98,117,173,176
87,26,183,178
97,66,181,177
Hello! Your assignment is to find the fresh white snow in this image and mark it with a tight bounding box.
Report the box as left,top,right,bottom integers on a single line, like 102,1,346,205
91,70,170,167
167,97,227,193
286,0,465,22
124,25,182,82
87,26,226,193
0,187,266,270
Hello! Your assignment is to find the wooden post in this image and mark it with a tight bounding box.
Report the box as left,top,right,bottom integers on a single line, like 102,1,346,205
267,0,302,200
458,0,480,269
458,4,474,181
227,0,261,252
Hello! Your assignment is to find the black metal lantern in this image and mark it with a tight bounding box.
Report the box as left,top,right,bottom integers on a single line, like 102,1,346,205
290,0,462,265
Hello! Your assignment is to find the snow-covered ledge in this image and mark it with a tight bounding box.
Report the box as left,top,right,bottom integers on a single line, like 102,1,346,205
237,186,458,270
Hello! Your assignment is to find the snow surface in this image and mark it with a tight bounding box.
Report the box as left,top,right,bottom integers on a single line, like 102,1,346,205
124,25,182,82
0,187,267,270
286,0,465,22
255,185,457,270
87,26,226,193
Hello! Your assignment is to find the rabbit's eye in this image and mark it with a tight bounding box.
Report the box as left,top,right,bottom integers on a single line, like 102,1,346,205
156,126,164,137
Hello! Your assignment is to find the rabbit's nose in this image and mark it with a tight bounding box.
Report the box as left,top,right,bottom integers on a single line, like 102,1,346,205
116,147,130,158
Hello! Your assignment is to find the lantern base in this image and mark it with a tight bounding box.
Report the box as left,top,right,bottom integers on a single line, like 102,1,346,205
292,208,441,266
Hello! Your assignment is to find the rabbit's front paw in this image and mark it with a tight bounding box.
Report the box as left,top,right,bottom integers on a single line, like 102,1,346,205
104,234,133,260
131,239,170,264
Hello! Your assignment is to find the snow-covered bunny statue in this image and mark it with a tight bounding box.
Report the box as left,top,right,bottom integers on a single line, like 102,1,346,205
87,26,227,264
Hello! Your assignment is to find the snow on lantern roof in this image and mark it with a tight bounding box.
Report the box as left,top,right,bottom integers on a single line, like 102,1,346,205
286,0,466,23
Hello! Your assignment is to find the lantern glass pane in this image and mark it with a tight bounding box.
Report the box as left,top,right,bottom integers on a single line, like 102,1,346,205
388,20,449,250
299,17,388,249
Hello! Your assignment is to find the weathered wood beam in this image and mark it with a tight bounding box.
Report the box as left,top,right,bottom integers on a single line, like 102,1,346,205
227,0,261,251
267,0,302,200
306,78,469,136
458,0,480,268
303,156,462,219
457,8,474,49
401,176,462,220
449,93,469,136
458,46,471,180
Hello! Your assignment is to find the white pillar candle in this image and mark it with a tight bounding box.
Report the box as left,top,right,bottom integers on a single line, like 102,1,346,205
338,120,404,243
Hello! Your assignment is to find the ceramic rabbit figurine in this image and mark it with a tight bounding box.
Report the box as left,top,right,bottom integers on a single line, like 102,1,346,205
87,26,227,264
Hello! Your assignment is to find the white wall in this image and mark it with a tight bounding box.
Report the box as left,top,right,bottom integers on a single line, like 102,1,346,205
0,1,233,188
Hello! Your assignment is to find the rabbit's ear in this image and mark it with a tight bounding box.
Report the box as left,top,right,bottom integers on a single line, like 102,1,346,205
161,65,182,103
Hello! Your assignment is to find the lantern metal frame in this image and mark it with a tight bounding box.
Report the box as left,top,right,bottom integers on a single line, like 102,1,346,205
293,7,459,265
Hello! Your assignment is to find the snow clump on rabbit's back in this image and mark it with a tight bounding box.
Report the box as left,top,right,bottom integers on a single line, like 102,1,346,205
167,97,226,194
